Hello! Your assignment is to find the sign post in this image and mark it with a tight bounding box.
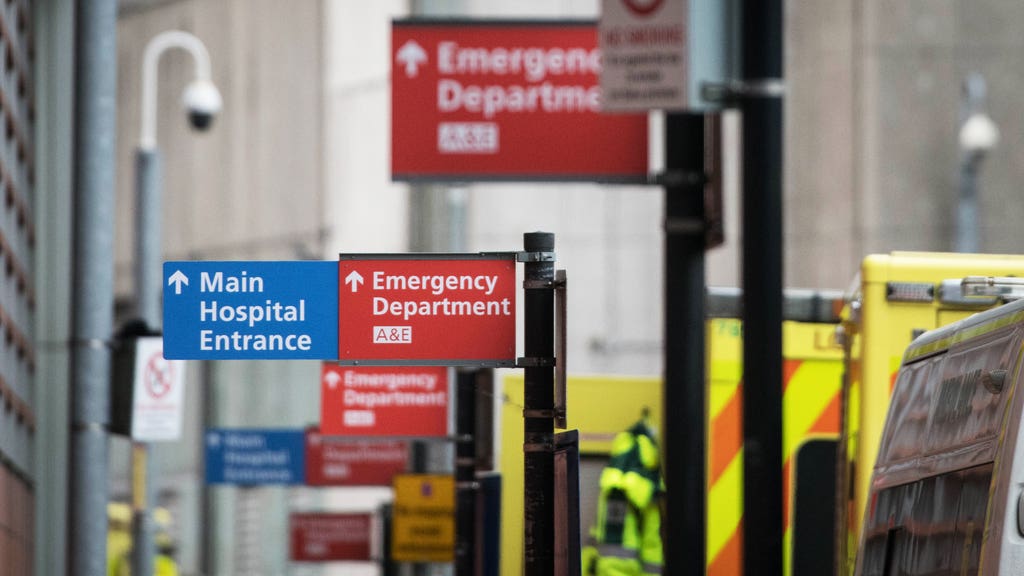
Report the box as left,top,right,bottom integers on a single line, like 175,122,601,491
455,369,479,576
522,232,556,576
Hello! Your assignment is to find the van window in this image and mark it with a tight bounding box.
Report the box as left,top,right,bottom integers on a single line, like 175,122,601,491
876,356,938,467
875,328,1020,486
925,331,1018,456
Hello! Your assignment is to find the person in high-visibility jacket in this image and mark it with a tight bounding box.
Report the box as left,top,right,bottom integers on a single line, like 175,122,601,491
108,505,180,576
583,418,664,576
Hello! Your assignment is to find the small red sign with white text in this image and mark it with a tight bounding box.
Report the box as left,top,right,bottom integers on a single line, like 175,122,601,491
306,429,408,486
289,513,372,562
391,20,649,180
321,364,449,436
337,257,516,364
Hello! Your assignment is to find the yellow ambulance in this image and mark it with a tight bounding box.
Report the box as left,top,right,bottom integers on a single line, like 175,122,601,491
499,287,846,576
499,251,1024,576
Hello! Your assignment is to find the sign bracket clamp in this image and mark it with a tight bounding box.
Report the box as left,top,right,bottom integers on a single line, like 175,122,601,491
516,269,568,428
517,250,556,263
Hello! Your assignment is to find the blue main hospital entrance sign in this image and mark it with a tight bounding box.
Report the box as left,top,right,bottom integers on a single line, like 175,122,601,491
204,428,306,485
163,261,338,360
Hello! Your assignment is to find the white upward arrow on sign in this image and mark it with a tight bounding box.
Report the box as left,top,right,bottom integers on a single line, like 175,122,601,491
344,271,364,293
396,40,427,77
323,370,341,390
168,270,189,295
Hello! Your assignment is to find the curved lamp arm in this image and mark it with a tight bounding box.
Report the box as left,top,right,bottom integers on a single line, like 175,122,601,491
139,30,214,149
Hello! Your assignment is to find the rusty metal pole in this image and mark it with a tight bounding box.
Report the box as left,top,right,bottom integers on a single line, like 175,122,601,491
522,232,556,576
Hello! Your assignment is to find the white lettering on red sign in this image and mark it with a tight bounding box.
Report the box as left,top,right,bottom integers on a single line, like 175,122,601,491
438,122,499,154
343,369,440,390
437,80,601,119
339,368,447,412
367,271,513,322
374,326,412,343
343,410,375,427
437,42,601,81
372,271,499,295
406,40,605,156
372,297,511,321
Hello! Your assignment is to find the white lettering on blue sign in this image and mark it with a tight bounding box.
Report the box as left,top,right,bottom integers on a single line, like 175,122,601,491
201,271,265,293
199,330,312,351
199,299,306,327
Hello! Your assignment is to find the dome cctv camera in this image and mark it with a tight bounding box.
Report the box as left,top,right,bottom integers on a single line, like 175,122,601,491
182,79,222,131
959,113,999,156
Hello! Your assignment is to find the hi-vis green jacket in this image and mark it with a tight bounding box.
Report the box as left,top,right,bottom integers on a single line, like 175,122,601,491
583,420,664,576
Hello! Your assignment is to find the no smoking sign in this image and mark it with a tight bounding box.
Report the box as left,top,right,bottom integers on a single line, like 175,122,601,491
131,336,185,441
144,353,176,398
599,0,687,111
622,0,665,16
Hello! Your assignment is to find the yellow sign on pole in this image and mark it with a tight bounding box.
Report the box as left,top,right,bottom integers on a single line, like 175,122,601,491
392,473,455,562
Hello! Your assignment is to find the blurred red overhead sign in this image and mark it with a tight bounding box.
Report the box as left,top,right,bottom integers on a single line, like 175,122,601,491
289,513,372,562
391,20,649,181
320,364,449,437
337,255,516,365
306,429,409,486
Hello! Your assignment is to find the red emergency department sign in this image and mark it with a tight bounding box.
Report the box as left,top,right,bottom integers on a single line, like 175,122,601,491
321,364,449,437
289,513,372,562
391,20,649,181
305,429,408,486
337,256,516,364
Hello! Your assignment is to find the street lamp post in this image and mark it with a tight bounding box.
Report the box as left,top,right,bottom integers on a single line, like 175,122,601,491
131,30,221,576
956,73,999,253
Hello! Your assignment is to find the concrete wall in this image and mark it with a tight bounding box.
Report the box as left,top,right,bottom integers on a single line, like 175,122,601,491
786,0,858,288
786,1,1024,287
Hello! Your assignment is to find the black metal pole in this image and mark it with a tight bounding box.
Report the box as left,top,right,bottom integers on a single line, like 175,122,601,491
663,112,707,576
741,0,785,574
523,232,556,576
455,369,478,576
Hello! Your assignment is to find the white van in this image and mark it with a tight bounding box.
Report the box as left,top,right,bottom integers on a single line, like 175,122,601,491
855,281,1024,575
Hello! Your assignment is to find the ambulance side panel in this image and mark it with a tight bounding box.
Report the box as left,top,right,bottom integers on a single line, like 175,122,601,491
855,303,1024,576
